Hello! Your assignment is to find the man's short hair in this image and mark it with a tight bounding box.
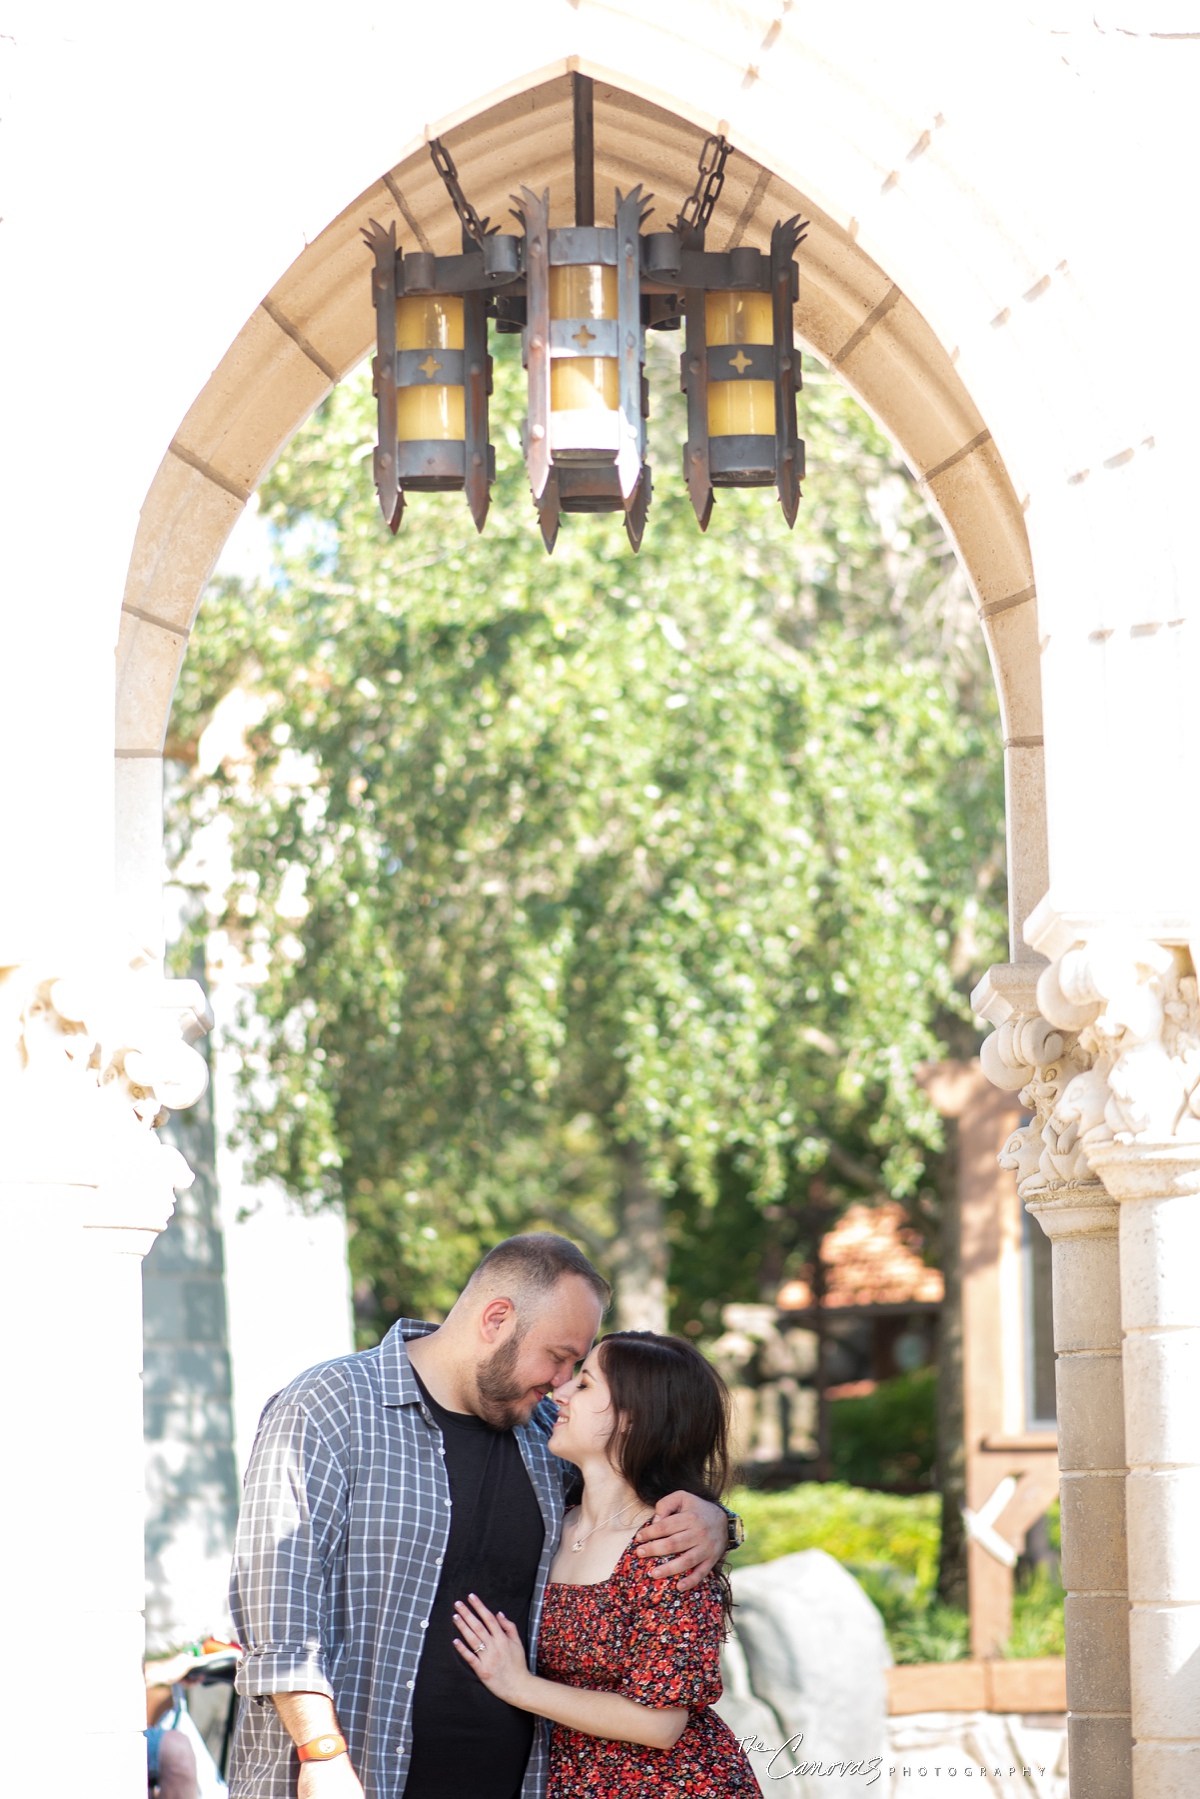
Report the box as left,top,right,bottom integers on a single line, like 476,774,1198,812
467,1232,611,1312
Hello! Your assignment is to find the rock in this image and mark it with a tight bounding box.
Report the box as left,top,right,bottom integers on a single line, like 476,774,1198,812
728,1549,891,1797
713,1630,794,1796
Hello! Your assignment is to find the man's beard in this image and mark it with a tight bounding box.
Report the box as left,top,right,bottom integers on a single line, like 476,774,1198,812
474,1330,536,1430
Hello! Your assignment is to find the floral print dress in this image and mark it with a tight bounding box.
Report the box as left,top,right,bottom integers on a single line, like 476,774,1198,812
536,1540,758,1797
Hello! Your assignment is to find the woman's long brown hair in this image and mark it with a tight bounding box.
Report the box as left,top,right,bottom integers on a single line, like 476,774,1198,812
592,1329,735,1626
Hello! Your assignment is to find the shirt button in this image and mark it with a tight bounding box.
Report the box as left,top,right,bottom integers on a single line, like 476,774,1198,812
435,1556,443,1566
406,1680,414,1689
444,1499,451,1508
420,1620,428,1629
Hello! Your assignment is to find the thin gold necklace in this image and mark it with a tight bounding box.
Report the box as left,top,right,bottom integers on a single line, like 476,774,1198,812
570,1498,652,1552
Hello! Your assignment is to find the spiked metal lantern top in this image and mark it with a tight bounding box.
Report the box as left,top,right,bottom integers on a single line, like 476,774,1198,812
363,77,807,552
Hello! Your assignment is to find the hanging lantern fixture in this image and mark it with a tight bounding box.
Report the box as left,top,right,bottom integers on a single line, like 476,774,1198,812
363,78,806,551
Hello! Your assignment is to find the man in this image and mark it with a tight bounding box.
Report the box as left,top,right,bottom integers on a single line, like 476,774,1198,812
228,1233,735,1799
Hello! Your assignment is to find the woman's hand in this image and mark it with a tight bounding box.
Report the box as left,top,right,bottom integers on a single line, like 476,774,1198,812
452,1595,533,1705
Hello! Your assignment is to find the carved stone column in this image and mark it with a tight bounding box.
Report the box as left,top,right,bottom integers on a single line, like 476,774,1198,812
974,963,1131,1799
1021,917,1200,1799
0,956,211,1797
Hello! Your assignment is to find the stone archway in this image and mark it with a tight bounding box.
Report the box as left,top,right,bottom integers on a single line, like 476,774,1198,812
115,80,1067,1760
114,72,1044,975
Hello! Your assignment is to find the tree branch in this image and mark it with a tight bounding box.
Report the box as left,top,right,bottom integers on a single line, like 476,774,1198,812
821,1137,884,1193
534,1205,614,1262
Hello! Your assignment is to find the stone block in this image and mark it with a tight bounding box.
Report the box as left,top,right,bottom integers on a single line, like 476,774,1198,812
1059,1470,1126,1593
1004,741,1048,951
1132,1742,1200,1799
1129,1602,1200,1739
142,1277,188,1344
836,289,986,477
145,1396,238,1449
924,435,1033,613
1126,1469,1200,1605
728,1549,889,1795
142,1345,233,1401
1063,1593,1131,1711
122,449,243,634
115,609,188,757
987,596,1043,741
172,306,332,499
1120,1195,1200,1331
114,753,166,956
1067,1712,1132,1799
1051,1231,1122,1355
182,1277,229,1344
1123,1329,1200,1469
145,1214,223,1275
1054,1350,1124,1472
796,232,896,369
266,178,395,380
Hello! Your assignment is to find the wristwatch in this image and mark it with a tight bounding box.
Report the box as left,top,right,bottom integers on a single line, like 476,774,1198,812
723,1507,745,1551
297,1733,348,1763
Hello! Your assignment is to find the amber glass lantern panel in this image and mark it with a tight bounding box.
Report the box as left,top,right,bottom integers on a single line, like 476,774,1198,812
705,290,775,437
549,265,619,415
396,295,465,350
395,295,466,442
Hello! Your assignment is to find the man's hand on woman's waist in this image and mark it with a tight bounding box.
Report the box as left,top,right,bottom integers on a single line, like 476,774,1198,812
632,1492,731,1592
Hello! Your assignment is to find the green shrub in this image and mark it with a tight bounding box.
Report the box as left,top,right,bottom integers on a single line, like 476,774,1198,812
729,1481,940,1595
829,1367,937,1489
1007,1565,1065,1658
728,1482,1063,1664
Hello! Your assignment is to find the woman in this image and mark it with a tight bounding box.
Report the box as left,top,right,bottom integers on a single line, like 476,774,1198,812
452,1330,757,1796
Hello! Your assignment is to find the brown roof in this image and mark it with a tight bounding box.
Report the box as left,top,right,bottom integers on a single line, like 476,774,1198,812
777,1201,944,1310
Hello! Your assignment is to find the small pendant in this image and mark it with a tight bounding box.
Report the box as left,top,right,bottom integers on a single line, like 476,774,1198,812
570,1540,583,1551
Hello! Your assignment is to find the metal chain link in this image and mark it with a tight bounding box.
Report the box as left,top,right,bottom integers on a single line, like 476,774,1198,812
428,137,490,243
676,132,731,238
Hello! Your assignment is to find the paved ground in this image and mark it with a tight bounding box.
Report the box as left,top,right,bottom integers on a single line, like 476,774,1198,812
886,1711,1068,1798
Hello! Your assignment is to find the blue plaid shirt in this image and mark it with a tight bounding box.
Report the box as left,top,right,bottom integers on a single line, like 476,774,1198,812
228,1319,568,1799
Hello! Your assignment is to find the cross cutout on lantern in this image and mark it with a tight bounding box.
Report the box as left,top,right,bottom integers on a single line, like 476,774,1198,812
728,348,753,374
418,354,443,379
572,323,597,349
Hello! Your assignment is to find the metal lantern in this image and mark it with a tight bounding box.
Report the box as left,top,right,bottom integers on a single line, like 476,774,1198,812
679,216,806,529
363,88,806,551
517,184,651,552
363,178,512,534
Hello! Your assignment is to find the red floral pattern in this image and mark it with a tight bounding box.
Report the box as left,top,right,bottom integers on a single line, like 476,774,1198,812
537,1540,758,1797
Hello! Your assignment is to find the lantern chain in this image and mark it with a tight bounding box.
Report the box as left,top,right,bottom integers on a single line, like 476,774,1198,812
676,132,731,239
428,137,492,243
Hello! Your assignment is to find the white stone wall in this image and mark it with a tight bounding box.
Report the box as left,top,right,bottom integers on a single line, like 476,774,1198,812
143,1073,240,1653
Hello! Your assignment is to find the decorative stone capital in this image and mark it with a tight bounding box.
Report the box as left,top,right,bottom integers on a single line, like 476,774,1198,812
1023,1182,1118,1242
976,913,1200,1216
1085,1139,1200,1203
0,955,214,1240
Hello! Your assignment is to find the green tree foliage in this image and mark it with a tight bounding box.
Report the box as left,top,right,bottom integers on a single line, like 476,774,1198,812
169,331,1006,1332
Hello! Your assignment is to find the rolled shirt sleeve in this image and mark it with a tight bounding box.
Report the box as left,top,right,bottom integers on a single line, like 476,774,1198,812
230,1399,347,1701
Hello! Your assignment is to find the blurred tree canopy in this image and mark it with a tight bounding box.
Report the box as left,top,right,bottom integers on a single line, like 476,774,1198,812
167,330,1006,1337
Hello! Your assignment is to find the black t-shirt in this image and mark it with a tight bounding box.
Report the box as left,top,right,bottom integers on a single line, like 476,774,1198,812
404,1373,547,1799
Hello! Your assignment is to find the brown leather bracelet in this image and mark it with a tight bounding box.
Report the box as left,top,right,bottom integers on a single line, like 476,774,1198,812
297,1733,348,1763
